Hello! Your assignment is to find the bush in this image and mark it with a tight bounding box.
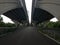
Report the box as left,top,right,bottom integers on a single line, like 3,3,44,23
40,21,60,28
0,22,16,27
46,22,54,28
53,22,60,28
5,23,16,27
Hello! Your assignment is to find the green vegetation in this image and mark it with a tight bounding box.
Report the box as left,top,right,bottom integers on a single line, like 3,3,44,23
0,22,16,27
46,21,60,28
39,21,60,42
0,16,16,36
0,15,16,27
39,21,60,28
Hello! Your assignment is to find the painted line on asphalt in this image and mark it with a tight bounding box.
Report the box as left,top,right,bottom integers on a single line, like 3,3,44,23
39,31,60,44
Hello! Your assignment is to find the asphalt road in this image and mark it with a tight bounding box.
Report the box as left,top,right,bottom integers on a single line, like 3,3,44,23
0,26,59,45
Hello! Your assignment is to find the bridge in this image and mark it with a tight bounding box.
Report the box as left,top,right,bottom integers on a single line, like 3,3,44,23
0,0,28,23
32,0,60,24
0,0,60,45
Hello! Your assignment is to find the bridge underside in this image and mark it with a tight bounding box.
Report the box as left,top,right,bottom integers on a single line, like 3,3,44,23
32,8,54,24
3,8,28,23
32,0,60,24
0,0,28,23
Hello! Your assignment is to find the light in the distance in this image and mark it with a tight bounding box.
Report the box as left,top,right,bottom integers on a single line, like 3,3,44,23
50,17,58,22
1,15,14,23
25,0,32,24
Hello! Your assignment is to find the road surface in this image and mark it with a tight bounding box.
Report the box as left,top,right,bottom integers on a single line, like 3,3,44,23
0,26,59,45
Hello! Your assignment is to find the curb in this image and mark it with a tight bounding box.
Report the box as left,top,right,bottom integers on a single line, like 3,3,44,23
0,33,8,38
0,32,13,38
39,31,60,44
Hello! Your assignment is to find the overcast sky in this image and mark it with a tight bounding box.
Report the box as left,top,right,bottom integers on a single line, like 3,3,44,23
25,0,32,23
1,15,14,23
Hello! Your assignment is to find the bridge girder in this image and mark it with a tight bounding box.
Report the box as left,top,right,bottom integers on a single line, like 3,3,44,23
32,0,60,23
0,0,28,23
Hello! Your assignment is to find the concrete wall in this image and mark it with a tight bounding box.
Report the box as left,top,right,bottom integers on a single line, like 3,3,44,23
0,0,21,14
36,0,60,20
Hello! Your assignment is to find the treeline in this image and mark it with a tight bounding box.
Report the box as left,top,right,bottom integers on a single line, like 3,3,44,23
46,21,60,28
0,22,15,27
0,15,15,27
39,21,60,28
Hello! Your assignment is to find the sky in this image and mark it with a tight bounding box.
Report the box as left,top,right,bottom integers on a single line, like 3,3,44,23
25,0,32,23
0,0,58,23
50,17,58,22
1,15,14,23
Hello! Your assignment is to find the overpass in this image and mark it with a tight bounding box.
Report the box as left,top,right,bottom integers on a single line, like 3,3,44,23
0,0,28,23
32,0,60,24
0,0,60,45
